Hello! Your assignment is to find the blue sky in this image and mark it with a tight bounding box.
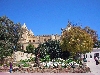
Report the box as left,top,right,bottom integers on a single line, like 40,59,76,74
0,0,100,39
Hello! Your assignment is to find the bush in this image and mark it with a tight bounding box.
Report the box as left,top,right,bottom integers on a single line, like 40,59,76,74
66,58,73,63
19,59,31,67
40,55,50,62
23,63,30,67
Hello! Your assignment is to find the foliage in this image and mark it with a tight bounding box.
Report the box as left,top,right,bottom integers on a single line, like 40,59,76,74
23,63,30,67
61,22,97,56
66,58,73,63
94,40,100,48
40,55,50,62
83,26,98,44
26,44,35,53
35,39,62,60
0,16,22,62
19,58,35,67
19,59,30,67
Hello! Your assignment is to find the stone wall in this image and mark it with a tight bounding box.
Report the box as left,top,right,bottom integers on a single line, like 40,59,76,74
14,51,35,61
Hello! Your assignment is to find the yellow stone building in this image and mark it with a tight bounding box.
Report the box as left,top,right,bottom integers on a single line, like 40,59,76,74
20,23,61,51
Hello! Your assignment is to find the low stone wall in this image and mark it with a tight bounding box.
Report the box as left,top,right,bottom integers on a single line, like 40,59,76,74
12,66,91,73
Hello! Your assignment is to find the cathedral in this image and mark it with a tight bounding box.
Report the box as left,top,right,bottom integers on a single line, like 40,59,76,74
20,23,61,51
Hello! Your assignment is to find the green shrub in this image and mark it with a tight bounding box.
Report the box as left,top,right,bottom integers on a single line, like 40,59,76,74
23,63,29,67
65,58,74,64
40,55,50,62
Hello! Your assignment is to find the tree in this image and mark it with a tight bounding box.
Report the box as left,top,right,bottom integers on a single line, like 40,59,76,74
0,16,22,64
94,40,100,48
34,39,67,66
26,44,35,53
61,22,97,57
84,26,98,44
36,39,63,59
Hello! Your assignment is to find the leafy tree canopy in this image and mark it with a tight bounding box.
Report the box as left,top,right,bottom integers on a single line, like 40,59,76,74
26,44,35,53
94,40,100,48
0,16,22,60
61,21,98,56
35,39,63,60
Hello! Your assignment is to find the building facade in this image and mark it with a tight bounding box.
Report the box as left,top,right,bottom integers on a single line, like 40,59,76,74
20,23,61,51
85,48,100,61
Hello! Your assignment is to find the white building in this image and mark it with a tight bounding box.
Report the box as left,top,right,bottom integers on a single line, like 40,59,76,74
85,48,100,61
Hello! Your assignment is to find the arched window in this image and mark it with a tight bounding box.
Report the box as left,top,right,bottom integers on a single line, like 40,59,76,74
29,40,31,42
44,39,46,41
33,40,35,42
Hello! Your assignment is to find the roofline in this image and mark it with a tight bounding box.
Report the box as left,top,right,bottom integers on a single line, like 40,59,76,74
93,48,100,49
